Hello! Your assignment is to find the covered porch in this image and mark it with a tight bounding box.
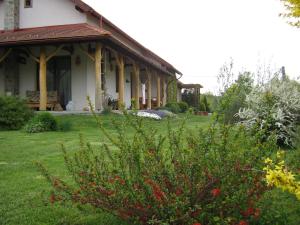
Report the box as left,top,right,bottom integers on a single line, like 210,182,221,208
0,24,177,111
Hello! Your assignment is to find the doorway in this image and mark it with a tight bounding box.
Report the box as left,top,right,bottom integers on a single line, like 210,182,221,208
37,56,71,109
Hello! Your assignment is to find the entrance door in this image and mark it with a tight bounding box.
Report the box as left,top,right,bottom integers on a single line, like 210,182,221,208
47,56,71,109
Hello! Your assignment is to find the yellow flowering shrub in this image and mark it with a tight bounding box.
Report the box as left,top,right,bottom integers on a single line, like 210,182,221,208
264,151,300,200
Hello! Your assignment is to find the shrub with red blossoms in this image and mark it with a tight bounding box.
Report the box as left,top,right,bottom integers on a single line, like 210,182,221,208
211,188,221,197
36,104,277,225
237,220,249,225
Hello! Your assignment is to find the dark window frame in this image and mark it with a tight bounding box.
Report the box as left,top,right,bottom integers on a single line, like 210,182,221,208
24,0,33,8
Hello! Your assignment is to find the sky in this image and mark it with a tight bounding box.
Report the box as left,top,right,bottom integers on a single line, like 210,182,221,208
84,0,300,93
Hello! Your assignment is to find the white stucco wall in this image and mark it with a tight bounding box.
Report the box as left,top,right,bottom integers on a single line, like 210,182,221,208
86,56,96,109
105,61,118,101
19,57,36,97
103,59,132,109
124,67,132,108
47,45,89,111
71,45,88,111
86,14,100,28
19,0,87,28
151,76,158,99
0,1,4,30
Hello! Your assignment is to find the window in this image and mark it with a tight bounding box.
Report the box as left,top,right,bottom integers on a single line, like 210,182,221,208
24,0,33,8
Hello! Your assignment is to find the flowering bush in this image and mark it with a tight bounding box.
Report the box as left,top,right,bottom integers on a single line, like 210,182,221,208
36,106,278,225
264,151,300,200
136,111,162,120
134,110,176,120
236,77,300,147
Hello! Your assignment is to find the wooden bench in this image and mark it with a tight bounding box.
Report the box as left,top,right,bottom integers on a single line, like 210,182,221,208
26,91,59,111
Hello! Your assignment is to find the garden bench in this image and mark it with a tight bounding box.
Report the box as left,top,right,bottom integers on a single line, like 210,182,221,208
26,91,59,111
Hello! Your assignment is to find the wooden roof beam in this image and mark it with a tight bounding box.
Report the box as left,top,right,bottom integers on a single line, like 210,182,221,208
0,48,12,63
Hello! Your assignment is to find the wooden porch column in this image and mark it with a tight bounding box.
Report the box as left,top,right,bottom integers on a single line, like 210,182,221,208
114,53,125,109
132,63,140,110
156,74,161,107
146,69,152,109
25,45,63,111
39,47,47,111
162,76,167,106
95,43,103,111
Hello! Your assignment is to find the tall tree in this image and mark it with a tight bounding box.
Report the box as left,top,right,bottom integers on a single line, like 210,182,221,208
280,0,300,27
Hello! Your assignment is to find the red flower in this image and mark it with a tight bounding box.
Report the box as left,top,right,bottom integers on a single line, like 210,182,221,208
145,179,166,202
191,209,201,218
242,207,254,217
50,193,56,204
237,220,249,225
211,188,221,197
109,176,125,185
154,190,165,202
175,188,183,196
192,223,202,225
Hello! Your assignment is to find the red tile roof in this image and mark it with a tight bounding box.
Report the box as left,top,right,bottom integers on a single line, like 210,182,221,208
0,23,110,45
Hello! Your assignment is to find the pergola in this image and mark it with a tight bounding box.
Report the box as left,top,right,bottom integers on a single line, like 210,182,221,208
178,82,203,109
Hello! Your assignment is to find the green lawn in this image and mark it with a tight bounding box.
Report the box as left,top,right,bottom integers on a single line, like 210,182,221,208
0,114,299,225
0,114,210,225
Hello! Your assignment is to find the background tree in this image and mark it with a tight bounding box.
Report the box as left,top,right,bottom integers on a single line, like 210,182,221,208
200,92,220,113
200,95,210,112
217,58,235,95
280,0,300,27
218,72,254,124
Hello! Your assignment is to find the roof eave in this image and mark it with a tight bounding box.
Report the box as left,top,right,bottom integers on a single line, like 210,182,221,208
71,0,182,75
0,35,109,47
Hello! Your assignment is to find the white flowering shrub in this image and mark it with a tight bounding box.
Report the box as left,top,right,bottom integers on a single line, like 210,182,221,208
136,111,162,120
236,78,300,147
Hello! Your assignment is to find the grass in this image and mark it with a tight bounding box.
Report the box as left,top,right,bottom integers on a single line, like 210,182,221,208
0,114,299,225
0,114,210,225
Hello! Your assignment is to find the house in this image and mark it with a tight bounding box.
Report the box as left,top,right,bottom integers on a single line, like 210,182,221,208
0,0,182,111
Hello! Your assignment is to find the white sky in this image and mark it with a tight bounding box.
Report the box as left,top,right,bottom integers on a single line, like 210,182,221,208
84,0,300,93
